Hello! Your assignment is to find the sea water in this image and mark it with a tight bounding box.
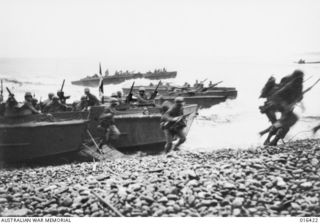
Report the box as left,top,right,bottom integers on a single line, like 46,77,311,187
0,55,320,151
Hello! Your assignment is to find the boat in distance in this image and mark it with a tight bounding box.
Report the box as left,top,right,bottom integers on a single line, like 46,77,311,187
71,69,177,87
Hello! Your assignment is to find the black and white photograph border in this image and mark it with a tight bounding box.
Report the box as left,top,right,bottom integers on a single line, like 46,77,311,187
0,0,320,222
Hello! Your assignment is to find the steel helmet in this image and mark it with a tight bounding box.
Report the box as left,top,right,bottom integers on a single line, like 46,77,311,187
139,87,146,92
174,97,184,103
25,92,32,98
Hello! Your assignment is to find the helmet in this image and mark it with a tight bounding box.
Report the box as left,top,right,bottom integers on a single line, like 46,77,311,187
25,92,32,98
48,93,54,97
139,87,145,92
84,88,90,93
174,97,184,103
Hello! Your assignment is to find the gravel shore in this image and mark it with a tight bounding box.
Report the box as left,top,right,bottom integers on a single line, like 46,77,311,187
0,139,320,217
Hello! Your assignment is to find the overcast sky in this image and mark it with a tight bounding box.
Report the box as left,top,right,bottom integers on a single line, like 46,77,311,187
0,0,319,59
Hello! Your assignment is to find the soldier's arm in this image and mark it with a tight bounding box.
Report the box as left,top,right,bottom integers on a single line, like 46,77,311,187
27,103,41,114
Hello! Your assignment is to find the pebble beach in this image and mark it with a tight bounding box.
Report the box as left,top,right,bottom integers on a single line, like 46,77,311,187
0,139,319,217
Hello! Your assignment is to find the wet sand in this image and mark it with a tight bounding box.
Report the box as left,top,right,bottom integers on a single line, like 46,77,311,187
0,139,319,217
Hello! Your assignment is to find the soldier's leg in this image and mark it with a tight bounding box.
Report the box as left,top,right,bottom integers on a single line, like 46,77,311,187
164,129,174,153
99,128,110,149
109,125,120,140
269,127,287,146
265,110,277,124
174,128,186,148
269,111,298,146
264,126,278,145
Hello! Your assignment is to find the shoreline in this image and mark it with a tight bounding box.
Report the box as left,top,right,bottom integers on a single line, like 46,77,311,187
0,139,319,217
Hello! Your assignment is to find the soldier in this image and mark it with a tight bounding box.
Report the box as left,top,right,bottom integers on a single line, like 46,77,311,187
116,91,122,99
193,80,199,88
98,98,120,149
43,93,54,107
136,87,149,104
4,93,19,117
84,88,100,106
74,95,89,111
259,70,304,146
20,92,41,115
161,97,187,153
158,95,172,114
57,90,70,104
43,96,68,113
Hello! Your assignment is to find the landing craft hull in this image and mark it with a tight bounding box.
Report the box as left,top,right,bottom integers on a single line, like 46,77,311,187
155,96,227,109
71,73,143,87
85,104,198,151
122,86,237,99
0,116,87,162
52,104,197,153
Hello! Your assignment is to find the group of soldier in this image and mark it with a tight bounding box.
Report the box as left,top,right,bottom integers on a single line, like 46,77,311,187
1,69,319,153
258,70,320,146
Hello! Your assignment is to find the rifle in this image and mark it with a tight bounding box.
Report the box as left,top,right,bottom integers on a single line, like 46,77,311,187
150,81,161,100
208,81,223,89
6,87,13,96
60,79,65,92
163,113,190,130
201,81,223,92
125,81,135,103
303,78,320,95
200,78,207,84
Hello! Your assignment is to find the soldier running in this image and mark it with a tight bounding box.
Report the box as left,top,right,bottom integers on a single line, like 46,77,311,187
161,97,187,152
259,70,304,146
98,98,120,149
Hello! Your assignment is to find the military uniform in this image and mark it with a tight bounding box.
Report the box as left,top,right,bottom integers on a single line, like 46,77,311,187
98,99,120,148
84,88,100,106
20,92,40,116
161,97,186,153
43,96,67,113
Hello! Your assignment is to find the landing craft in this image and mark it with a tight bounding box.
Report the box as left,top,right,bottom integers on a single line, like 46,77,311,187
71,64,177,87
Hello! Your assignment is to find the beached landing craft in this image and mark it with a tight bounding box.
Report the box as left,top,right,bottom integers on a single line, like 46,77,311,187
0,114,88,162
85,104,198,153
71,69,177,87
0,103,197,162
